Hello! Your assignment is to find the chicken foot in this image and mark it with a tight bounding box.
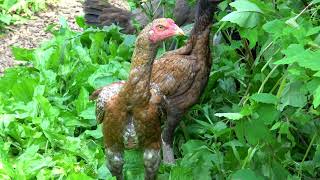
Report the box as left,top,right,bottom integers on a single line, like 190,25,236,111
143,148,161,180
161,113,182,164
106,148,124,180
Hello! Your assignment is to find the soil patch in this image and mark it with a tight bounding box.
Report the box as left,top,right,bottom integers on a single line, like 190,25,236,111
0,0,83,73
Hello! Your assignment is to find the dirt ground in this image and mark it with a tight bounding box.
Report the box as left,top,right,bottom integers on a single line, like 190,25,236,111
0,0,83,73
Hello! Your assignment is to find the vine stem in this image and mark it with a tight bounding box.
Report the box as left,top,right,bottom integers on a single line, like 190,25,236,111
276,73,287,98
252,41,274,70
269,75,283,94
295,2,314,19
239,83,251,106
261,49,280,73
298,133,317,178
258,64,279,93
241,145,259,169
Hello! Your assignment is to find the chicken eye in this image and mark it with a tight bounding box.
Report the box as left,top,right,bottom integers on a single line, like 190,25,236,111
157,25,165,30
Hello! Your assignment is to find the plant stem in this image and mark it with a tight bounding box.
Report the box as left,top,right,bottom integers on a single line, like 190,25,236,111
252,41,274,70
261,49,280,73
269,75,283,94
239,83,251,106
258,65,279,93
276,73,287,98
298,133,317,178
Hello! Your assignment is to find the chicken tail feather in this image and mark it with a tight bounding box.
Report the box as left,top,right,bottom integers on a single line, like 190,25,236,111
191,0,219,35
84,0,135,33
89,88,103,101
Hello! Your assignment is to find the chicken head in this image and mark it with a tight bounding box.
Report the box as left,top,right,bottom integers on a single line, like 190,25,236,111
148,18,185,43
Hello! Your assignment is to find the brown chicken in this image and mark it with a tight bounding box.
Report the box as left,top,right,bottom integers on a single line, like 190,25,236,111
93,18,184,180
84,0,194,33
151,0,218,163
92,0,218,165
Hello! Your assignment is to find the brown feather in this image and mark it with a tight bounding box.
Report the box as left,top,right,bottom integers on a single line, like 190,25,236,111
84,0,194,34
91,0,220,166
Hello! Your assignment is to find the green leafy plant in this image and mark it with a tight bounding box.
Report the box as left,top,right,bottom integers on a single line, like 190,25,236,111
0,17,135,179
174,0,320,179
0,0,54,31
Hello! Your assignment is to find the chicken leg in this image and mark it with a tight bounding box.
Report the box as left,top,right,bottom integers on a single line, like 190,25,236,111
161,111,183,163
106,148,124,180
143,148,161,180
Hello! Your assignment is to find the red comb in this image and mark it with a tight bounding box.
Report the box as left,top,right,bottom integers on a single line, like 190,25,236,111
166,18,175,25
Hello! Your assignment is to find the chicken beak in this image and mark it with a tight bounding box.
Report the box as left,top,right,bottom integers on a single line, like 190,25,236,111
174,26,185,36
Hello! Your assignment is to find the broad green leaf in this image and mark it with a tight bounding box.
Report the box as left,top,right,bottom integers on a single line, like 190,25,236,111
74,46,92,63
74,87,89,114
223,140,243,162
75,16,86,28
1,0,17,10
84,125,103,139
235,120,246,143
33,85,45,97
169,167,193,180
35,95,59,118
180,141,216,180
214,113,243,120
181,140,208,155
221,12,261,28
312,86,320,108
79,106,96,121
271,160,290,179
0,67,21,92
97,164,114,180
276,44,305,64
0,14,12,25
88,64,123,89
221,0,263,28
66,172,94,180
250,93,278,104
17,145,39,161
312,0,320,4
109,40,118,57
33,47,55,70
313,145,320,165
25,157,55,176
295,50,320,71
117,43,132,60
239,27,258,49
244,118,273,145
89,31,107,63
279,121,293,141
12,77,38,103
213,121,228,134
263,19,285,35
275,44,320,71
255,104,280,125
230,0,263,12
231,169,264,180
280,82,308,108
11,47,34,61
306,26,320,36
